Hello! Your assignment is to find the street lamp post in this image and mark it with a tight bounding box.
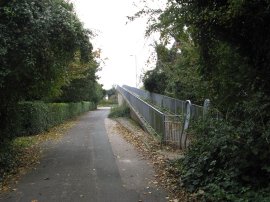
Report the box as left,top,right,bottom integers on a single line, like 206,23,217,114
130,54,138,88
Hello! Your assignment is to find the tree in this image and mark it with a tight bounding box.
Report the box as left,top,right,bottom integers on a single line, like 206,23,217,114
57,62,104,104
143,69,168,94
106,87,117,98
143,35,208,103
173,0,270,112
136,0,270,200
0,0,93,104
0,0,97,140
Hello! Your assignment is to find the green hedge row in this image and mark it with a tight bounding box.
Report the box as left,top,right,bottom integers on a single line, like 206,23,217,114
8,101,96,137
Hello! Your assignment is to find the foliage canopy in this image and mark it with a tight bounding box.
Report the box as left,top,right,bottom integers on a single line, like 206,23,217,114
138,0,270,200
0,0,94,104
0,0,103,142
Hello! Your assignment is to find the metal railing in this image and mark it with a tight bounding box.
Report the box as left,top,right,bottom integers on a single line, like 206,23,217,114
117,86,165,137
117,85,220,149
123,85,196,116
122,85,220,120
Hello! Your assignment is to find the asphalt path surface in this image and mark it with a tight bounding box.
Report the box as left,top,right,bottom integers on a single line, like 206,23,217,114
0,108,167,202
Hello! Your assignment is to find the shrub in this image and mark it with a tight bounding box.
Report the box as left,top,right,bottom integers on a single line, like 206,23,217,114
179,117,270,201
108,105,130,118
3,101,96,138
0,100,96,185
17,102,50,135
98,99,118,107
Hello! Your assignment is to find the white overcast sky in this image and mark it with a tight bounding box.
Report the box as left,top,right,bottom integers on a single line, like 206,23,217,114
70,0,165,89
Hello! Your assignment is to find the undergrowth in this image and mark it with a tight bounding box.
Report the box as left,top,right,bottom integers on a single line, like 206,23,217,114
0,119,76,192
0,137,39,190
98,99,118,107
108,105,130,118
176,117,270,201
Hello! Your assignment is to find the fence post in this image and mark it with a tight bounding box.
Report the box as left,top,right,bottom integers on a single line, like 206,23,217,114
203,99,210,119
162,114,166,148
180,100,191,149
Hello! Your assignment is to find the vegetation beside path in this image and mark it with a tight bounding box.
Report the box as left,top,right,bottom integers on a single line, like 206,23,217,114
0,0,104,192
0,119,78,193
133,1,270,200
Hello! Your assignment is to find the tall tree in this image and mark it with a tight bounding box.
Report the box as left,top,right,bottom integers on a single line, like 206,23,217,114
142,1,209,103
137,0,270,200
0,0,93,104
0,0,97,140
57,61,104,104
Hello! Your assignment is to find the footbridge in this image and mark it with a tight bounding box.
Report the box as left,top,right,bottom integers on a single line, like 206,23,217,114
116,85,220,149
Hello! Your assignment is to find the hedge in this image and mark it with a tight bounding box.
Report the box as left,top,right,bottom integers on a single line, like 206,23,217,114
6,101,96,137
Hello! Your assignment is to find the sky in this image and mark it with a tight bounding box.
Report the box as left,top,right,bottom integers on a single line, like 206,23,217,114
70,0,164,89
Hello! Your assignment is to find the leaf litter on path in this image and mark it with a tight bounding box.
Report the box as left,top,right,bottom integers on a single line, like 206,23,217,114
108,117,197,202
0,119,78,194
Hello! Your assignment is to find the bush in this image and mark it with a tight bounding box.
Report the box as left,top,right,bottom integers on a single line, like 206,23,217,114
108,105,130,118
16,102,50,135
179,117,270,201
98,99,118,107
0,100,96,185
4,101,96,137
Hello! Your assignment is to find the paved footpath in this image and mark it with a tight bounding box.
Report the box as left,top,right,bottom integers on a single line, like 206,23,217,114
0,108,167,202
